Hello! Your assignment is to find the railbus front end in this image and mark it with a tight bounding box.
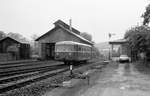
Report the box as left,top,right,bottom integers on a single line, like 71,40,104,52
54,41,92,65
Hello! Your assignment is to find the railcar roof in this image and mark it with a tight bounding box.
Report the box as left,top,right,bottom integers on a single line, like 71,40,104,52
56,41,91,47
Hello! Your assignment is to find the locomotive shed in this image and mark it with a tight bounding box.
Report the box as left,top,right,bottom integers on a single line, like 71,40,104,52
0,37,30,61
35,20,93,60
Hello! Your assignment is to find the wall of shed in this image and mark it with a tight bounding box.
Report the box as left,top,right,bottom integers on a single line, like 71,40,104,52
37,28,92,60
19,44,30,59
0,38,30,61
0,53,14,61
0,38,19,53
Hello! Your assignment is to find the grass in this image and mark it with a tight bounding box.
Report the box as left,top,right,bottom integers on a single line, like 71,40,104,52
133,60,150,74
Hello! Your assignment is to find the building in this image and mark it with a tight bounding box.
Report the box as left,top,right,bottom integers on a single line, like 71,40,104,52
36,20,93,60
109,39,130,57
0,37,30,61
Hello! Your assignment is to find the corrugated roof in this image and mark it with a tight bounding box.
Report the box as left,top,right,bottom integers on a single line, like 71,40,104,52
109,39,128,44
36,20,93,45
57,24,93,45
0,37,20,43
35,26,58,41
0,36,29,44
54,20,81,35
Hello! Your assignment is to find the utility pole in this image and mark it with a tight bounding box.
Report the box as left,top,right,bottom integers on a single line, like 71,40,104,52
108,33,111,60
69,19,73,77
69,19,72,31
108,33,115,60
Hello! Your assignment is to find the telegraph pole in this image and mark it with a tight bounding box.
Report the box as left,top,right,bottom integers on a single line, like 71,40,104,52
108,33,115,60
69,19,73,76
108,33,111,60
69,19,72,31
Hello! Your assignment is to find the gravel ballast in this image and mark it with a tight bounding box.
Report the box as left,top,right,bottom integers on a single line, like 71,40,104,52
1,59,106,96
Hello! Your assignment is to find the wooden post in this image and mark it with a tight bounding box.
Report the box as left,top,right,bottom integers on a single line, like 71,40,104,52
87,76,90,85
70,65,73,76
111,44,113,59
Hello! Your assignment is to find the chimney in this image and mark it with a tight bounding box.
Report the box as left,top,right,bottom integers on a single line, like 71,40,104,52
69,19,72,32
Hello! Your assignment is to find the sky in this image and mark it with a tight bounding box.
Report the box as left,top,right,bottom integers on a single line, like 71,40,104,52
0,0,149,43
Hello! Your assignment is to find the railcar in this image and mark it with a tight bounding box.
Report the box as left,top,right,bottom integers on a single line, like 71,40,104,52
55,41,93,64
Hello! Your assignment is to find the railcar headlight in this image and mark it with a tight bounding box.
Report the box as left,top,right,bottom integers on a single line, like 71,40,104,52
56,53,59,55
69,52,72,55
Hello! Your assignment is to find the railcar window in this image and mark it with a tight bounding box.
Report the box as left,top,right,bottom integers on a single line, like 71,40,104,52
70,46,73,51
74,45,78,51
82,46,84,51
78,46,81,51
56,45,75,52
81,47,83,52
80,47,82,51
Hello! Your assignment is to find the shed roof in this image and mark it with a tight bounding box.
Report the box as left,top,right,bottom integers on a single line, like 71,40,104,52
35,20,93,45
0,37,20,44
54,20,80,35
109,39,128,44
0,37,29,44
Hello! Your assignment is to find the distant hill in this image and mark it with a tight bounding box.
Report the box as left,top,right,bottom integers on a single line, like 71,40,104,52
94,42,110,59
95,41,121,58
95,42,109,50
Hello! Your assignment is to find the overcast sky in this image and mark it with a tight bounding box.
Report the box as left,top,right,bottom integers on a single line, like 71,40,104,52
0,0,148,43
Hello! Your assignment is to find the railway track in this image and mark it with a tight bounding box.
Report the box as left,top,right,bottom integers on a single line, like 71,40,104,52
0,60,38,65
0,68,68,94
0,65,66,84
0,60,98,94
0,61,63,77
0,60,67,94
0,60,58,68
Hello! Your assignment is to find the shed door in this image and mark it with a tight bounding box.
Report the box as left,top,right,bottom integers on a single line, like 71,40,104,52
46,43,55,60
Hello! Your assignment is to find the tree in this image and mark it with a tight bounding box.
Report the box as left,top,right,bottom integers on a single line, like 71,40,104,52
30,34,39,55
31,34,39,41
0,31,6,39
7,32,29,43
80,32,92,41
142,4,150,25
124,25,150,62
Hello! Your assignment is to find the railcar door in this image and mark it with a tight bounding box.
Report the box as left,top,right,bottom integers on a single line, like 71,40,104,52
74,45,78,60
